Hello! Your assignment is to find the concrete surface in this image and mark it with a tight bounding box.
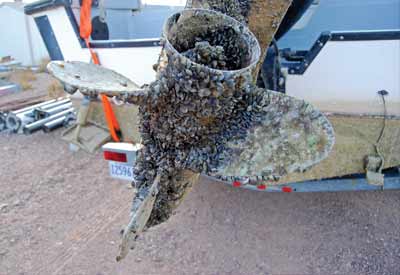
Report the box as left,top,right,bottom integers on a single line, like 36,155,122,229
1,131,400,275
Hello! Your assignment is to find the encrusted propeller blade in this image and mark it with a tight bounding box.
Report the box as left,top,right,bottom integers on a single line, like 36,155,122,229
47,9,336,261
47,61,146,102
206,88,335,186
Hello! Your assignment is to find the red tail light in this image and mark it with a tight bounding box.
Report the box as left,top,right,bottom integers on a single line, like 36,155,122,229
232,181,241,187
282,186,293,193
103,151,127,163
257,184,267,190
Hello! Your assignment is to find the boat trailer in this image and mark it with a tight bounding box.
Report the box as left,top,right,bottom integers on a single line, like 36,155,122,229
44,0,400,262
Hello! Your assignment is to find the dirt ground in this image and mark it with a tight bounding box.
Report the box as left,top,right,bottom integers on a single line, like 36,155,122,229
0,130,400,275
1,71,400,275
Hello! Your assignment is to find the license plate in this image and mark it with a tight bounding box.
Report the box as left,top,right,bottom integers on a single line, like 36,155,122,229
108,161,135,181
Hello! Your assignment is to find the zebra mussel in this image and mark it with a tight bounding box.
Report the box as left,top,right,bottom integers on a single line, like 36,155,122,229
132,9,263,225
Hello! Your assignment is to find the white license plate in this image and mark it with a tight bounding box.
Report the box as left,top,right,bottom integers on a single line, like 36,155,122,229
108,161,135,181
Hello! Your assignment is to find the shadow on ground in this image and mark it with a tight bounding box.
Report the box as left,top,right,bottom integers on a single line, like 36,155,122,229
0,132,399,275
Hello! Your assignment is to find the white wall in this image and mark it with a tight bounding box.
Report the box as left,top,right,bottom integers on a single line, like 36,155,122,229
35,6,159,85
286,39,400,116
0,5,49,66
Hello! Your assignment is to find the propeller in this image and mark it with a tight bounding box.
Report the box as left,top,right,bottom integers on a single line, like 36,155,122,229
48,8,334,261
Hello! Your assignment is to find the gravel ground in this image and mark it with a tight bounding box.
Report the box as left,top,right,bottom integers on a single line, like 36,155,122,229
1,131,400,275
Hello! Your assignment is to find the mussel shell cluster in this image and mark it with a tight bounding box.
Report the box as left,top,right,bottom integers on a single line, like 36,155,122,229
189,0,251,22
133,9,262,224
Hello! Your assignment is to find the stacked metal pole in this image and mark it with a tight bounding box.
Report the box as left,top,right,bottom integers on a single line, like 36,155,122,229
0,97,76,134
23,107,74,134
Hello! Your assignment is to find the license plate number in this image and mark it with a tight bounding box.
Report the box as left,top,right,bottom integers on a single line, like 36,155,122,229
108,161,135,181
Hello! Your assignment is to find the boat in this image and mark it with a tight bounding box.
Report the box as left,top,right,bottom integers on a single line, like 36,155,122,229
25,0,400,191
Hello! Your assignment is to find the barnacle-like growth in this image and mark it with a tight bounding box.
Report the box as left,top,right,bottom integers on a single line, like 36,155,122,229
48,8,334,261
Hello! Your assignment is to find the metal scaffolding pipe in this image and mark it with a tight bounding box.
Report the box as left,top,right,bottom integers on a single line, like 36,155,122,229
0,112,6,131
6,112,35,133
12,98,57,115
42,116,67,133
38,98,71,111
33,102,73,120
63,112,77,127
13,98,70,124
23,108,74,134
41,102,72,116
14,98,70,122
